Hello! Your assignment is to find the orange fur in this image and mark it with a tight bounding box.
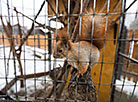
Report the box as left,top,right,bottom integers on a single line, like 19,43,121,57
54,13,107,50
52,9,108,76
78,9,107,50
53,37,100,76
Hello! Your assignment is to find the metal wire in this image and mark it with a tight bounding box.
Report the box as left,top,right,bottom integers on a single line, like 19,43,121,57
110,0,127,101
0,0,138,102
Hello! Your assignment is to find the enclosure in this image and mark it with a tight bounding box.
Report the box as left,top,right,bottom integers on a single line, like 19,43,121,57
0,0,138,102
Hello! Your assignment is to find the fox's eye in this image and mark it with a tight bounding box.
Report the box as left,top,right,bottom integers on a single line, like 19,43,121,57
59,49,63,53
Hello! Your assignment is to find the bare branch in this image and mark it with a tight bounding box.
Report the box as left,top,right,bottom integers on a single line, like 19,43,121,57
16,0,47,51
1,67,61,94
62,0,68,14
46,0,66,26
0,91,14,101
0,16,24,87
69,1,80,37
46,61,69,100
17,23,34,51
34,0,45,20
15,7,23,43
13,7,55,31
110,0,137,27
100,0,108,13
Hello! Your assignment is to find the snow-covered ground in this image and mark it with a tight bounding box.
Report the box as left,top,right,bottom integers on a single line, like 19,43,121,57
115,76,138,97
0,45,64,97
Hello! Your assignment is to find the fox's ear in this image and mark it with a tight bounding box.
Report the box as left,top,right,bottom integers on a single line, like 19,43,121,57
62,37,71,50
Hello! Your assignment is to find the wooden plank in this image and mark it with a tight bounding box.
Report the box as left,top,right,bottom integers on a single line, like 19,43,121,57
91,29,117,102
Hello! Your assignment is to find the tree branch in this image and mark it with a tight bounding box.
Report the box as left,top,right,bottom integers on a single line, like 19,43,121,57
0,16,24,87
16,0,46,51
110,0,137,27
46,0,66,26
46,61,69,101
14,8,55,31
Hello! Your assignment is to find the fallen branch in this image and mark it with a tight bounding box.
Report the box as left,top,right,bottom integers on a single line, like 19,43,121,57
46,61,69,101
1,67,61,94
1,78,17,94
0,91,14,101
56,66,70,100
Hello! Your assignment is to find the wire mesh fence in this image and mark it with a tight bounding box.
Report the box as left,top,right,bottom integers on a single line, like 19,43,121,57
0,0,138,102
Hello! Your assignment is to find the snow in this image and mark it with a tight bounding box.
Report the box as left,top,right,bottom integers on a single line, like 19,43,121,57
125,0,138,29
115,76,138,97
0,45,64,94
0,0,63,30
129,18,138,29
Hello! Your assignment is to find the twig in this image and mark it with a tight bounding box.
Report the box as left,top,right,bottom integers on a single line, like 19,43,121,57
46,61,68,101
112,0,121,12
6,0,10,22
100,0,108,13
15,7,23,43
69,1,80,37
62,0,68,14
14,8,55,31
56,66,70,100
34,0,45,20
110,0,137,27
1,67,61,94
17,23,34,51
46,0,66,26
0,91,14,101
0,16,24,87
16,0,46,51
47,0,56,15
